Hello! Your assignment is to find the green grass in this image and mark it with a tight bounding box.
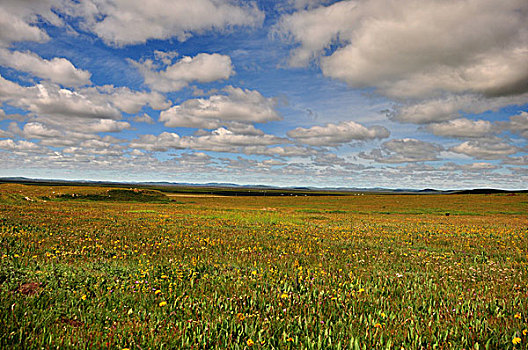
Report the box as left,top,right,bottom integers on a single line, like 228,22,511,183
0,186,527,349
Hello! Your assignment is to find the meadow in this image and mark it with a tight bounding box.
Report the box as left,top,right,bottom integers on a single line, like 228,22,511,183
0,183,527,349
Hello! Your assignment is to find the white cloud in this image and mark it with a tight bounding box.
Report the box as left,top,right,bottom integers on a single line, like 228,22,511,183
289,0,332,10
0,75,169,122
287,120,389,146
129,127,287,154
131,53,234,92
19,119,129,150
391,93,528,124
23,122,62,139
0,49,91,87
503,155,528,165
0,138,42,152
359,138,443,163
68,0,264,46
241,145,316,157
440,162,499,172
132,114,155,124
160,86,281,128
276,0,528,99
0,11,49,47
28,85,120,120
424,119,495,138
83,119,131,133
450,138,519,160
0,76,120,120
83,85,170,114
0,0,63,47
499,111,528,138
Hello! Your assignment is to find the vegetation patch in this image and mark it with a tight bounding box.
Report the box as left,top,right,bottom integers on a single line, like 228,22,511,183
53,189,170,203
0,186,526,349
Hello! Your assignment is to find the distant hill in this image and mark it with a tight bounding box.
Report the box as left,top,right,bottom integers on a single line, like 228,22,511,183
0,177,526,196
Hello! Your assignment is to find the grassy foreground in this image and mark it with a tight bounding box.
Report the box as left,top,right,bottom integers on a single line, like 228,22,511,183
0,184,527,349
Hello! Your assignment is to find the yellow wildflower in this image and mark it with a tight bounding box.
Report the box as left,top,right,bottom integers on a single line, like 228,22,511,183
514,313,521,319
159,301,167,307
280,292,288,299
155,290,161,295
512,337,521,345
81,294,87,301
246,339,254,346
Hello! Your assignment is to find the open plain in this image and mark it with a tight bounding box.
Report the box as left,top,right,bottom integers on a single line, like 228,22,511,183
0,184,527,349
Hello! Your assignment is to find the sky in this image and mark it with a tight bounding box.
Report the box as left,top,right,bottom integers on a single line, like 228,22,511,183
0,0,527,189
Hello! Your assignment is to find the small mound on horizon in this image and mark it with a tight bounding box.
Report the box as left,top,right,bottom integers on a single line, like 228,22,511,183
54,188,170,203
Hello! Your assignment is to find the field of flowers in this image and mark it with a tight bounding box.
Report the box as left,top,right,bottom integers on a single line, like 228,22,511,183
1,184,527,349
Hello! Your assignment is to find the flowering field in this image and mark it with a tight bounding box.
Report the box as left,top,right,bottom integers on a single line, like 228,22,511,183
1,184,527,349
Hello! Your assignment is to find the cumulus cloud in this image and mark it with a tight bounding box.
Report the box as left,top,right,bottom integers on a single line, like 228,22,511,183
440,162,499,172
0,76,120,120
0,49,91,87
0,138,42,152
289,0,332,10
130,127,285,154
503,155,528,165
359,138,444,163
67,0,264,46
0,75,169,121
83,85,170,114
19,119,129,149
449,138,519,160
499,111,528,138
276,0,528,99
287,120,389,146
132,114,155,124
390,93,528,124
241,145,316,157
159,86,281,128
0,0,63,47
424,119,495,139
131,53,234,92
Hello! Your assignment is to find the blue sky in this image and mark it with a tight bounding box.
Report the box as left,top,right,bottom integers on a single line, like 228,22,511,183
0,0,527,189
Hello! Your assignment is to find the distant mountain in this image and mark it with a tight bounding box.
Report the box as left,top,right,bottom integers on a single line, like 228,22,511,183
0,177,526,194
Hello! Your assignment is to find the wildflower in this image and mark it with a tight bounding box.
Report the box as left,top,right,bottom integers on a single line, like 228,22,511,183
374,323,382,328
155,290,161,295
381,312,386,318
246,339,254,347
81,294,87,301
287,337,294,342
514,313,521,319
358,288,365,293
280,292,288,299
512,337,521,345
523,329,528,336
161,275,168,279
159,301,167,307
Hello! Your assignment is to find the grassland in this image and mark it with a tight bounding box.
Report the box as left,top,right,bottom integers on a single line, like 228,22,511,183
0,184,527,349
